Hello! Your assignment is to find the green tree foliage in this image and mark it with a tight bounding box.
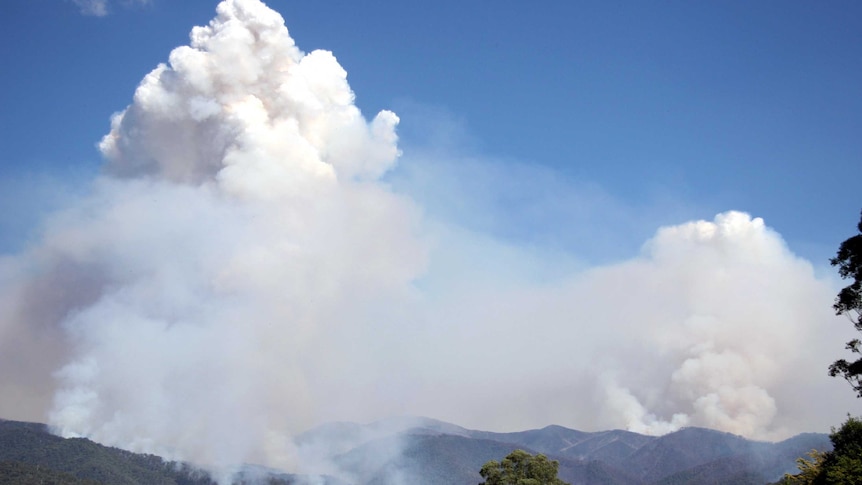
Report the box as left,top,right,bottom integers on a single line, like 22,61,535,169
0,461,102,485
0,420,215,485
479,449,570,485
816,416,862,484
780,450,826,484
829,210,862,396
781,416,862,485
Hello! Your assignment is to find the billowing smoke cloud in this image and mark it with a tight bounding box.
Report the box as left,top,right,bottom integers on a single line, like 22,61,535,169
3,0,424,473
383,206,855,441
0,0,857,481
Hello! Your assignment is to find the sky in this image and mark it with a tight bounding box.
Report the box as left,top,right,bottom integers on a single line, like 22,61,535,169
2,0,860,260
1,0,861,478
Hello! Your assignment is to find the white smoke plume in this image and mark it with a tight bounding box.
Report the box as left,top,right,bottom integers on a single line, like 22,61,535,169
0,0,857,481
71,0,109,16
4,0,424,475
385,205,855,440
70,0,151,17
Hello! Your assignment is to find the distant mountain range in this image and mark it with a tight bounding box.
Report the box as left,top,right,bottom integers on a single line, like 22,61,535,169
0,417,830,484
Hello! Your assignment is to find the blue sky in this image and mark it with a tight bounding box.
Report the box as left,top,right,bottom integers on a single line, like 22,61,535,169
2,0,861,263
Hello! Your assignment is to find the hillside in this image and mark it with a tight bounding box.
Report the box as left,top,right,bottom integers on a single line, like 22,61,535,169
298,417,832,484
0,417,831,484
0,419,214,485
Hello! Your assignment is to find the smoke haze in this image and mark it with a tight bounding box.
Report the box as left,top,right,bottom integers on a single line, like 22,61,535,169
71,0,152,17
0,0,856,480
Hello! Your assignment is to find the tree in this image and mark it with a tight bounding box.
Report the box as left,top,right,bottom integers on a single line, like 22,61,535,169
479,449,570,485
780,212,862,485
780,450,826,484
829,210,862,396
817,415,862,484
782,416,862,484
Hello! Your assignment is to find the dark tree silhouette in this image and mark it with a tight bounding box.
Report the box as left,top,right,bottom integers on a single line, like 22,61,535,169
829,210,862,396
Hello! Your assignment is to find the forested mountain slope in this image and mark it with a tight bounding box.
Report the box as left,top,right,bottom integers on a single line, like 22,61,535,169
0,417,830,484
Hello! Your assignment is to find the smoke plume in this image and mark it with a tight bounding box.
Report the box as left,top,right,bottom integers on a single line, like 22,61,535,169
4,0,424,473
71,0,151,17
0,0,857,480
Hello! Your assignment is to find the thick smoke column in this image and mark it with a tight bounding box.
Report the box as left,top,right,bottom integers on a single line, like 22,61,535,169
2,0,425,474
0,0,856,481
51,0,427,467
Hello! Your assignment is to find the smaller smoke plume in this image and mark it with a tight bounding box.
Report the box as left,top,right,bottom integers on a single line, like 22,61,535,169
389,206,854,441
70,0,151,17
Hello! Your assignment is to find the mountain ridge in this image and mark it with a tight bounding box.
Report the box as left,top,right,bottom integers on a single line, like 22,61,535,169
0,417,831,484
